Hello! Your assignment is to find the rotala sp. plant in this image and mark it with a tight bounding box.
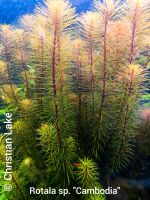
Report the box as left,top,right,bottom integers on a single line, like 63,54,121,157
0,25,19,104
0,0,149,199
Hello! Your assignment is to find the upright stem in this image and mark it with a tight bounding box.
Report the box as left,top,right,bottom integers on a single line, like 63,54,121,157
129,5,138,64
0,74,7,101
34,36,45,119
19,46,29,98
57,36,64,108
89,31,95,115
99,12,108,121
51,20,63,148
76,47,82,127
0,153,26,200
39,36,45,116
78,64,82,127
12,176,26,200
116,80,133,159
2,33,18,104
51,21,68,187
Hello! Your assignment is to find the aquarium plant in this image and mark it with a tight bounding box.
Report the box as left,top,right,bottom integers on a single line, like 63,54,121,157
0,0,149,199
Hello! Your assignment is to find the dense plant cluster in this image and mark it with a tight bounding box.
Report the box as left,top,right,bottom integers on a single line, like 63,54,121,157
0,0,149,199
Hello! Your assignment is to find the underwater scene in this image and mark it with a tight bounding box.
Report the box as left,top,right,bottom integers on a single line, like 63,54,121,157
0,0,150,199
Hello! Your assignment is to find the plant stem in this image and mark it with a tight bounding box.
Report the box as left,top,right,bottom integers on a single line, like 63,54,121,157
51,19,63,148
89,30,95,115
3,38,18,104
19,45,29,98
129,4,138,64
12,176,26,200
0,153,26,200
57,36,65,109
39,36,45,117
99,11,108,121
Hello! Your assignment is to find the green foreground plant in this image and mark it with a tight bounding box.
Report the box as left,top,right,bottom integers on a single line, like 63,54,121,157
0,0,149,199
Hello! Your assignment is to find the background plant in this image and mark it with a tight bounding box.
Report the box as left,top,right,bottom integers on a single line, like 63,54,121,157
0,0,149,199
